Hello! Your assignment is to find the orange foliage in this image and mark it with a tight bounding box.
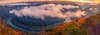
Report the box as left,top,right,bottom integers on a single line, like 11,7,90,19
54,24,65,31
77,18,85,24
15,30,22,35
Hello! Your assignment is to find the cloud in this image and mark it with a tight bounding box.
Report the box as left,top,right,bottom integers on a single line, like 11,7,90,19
7,3,29,5
0,3,30,6
9,4,87,22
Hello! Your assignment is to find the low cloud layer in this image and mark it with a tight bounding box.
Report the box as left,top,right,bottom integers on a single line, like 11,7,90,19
5,3,29,5
9,4,87,22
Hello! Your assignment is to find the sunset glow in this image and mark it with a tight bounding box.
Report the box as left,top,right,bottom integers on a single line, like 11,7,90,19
0,0,100,4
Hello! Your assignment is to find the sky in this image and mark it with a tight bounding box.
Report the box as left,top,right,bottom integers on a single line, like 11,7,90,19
0,0,100,4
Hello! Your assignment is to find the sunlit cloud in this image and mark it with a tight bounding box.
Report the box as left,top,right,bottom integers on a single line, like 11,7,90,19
1,3,30,6
9,4,86,22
